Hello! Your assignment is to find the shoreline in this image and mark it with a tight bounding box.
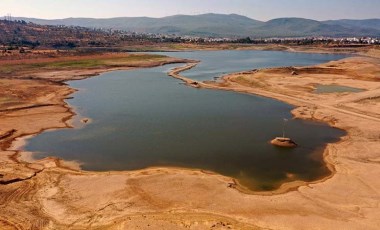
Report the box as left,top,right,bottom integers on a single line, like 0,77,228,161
112,43,379,57
10,58,336,196
0,55,192,180
1,49,380,229
167,60,350,191
167,62,345,195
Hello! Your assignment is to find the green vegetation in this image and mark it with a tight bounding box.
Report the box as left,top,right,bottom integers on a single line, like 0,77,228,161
0,54,168,75
42,60,104,68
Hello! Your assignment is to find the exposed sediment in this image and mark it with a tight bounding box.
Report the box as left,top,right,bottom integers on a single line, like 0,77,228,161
1,51,380,229
270,137,298,148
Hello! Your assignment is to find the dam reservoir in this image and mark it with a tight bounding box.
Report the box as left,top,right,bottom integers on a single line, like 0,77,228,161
25,51,347,191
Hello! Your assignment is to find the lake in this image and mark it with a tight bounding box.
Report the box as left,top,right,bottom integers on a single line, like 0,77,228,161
25,50,347,191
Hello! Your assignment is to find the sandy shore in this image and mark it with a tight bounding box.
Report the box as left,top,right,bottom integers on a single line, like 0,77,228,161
1,49,380,229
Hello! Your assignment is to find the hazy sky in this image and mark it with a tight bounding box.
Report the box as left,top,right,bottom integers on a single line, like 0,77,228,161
1,0,379,21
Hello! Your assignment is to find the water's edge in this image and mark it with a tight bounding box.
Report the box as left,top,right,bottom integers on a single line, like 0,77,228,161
16,51,348,193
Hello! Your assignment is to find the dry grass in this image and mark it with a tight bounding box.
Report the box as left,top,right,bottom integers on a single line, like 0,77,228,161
0,53,166,76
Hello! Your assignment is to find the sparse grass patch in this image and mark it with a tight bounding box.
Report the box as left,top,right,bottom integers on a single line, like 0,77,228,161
102,54,166,66
234,76,266,88
0,53,169,75
46,59,104,68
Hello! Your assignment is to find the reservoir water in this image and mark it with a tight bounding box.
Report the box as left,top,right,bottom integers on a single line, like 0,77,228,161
25,50,347,191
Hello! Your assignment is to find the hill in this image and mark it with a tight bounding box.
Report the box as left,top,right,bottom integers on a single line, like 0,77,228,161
0,20,121,48
323,19,380,31
252,18,377,37
14,14,263,37
13,14,380,38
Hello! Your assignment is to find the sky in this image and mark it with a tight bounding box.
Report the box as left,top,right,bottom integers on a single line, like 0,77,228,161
1,0,379,21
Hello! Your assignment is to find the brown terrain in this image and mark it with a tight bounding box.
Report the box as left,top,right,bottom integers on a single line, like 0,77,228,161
0,46,380,229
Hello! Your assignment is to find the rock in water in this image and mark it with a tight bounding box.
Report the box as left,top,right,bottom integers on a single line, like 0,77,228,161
271,137,297,148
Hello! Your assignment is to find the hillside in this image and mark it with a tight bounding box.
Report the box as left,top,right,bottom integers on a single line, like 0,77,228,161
323,19,380,31
253,18,377,37
14,14,264,37
0,20,121,48
14,14,380,38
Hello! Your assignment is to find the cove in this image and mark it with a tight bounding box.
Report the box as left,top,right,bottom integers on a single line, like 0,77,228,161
25,50,347,191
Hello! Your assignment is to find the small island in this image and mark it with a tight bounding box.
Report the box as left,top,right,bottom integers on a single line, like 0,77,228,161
271,137,298,148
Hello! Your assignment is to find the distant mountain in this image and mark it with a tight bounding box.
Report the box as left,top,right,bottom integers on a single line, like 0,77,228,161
252,18,378,37
323,19,380,31
13,14,263,37
13,14,380,38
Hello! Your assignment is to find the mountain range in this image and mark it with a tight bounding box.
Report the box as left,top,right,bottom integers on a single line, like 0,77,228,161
13,13,380,38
